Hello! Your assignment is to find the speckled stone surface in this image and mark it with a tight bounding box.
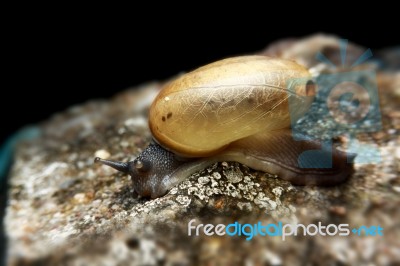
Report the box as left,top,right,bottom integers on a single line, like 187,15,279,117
4,35,400,265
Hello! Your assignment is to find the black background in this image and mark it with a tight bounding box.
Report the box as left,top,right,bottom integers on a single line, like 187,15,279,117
3,22,399,144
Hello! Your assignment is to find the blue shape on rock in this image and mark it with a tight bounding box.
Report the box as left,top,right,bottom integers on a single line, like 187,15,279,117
0,126,41,186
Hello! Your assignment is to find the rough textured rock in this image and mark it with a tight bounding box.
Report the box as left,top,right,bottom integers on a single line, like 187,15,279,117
4,35,400,265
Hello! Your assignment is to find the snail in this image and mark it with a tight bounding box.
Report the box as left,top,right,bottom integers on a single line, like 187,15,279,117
95,56,354,198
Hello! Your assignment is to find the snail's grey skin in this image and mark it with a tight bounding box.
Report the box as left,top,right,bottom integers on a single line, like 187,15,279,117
95,56,355,198
95,130,355,198
96,143,189,198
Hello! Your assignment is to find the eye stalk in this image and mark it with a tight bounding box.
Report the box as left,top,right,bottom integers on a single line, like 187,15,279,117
94,157,129,173
135,160,143,169
133,159,151,173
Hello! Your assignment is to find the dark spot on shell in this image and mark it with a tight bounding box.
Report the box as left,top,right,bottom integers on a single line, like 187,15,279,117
126,238,139,249
167,112,172,119
247,97,254,104
162,116,166,122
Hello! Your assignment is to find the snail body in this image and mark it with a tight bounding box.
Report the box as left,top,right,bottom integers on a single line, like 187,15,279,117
96,56,354,198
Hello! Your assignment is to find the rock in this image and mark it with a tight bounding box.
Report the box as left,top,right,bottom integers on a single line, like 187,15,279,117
4,35,400,265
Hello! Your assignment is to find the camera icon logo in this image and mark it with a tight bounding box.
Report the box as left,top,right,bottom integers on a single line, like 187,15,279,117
288,39,382,168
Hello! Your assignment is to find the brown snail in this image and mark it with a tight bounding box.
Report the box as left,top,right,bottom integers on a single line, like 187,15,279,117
95,56,354,198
